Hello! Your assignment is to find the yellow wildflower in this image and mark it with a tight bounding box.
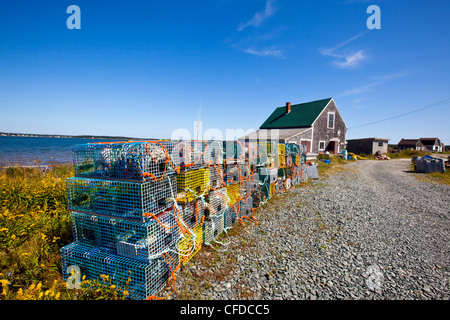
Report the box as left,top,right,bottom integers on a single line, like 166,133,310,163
110,285,116,290
28,283,36,291
38,292,43,299
54,292,60,300
36,282,42,290
123,290,129,296
0,228,7,232
100,274,109,281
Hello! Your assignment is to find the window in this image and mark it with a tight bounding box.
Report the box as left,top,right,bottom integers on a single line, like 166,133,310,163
327,112,335,129
319,141,325,151
378,142,384,147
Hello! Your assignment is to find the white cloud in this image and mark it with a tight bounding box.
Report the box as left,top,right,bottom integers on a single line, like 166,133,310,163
238,0,276,31
333,50,367,68
243,47,284,58
320,32,369,69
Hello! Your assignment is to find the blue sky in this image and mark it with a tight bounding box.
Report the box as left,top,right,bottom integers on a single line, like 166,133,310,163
0,0,449,144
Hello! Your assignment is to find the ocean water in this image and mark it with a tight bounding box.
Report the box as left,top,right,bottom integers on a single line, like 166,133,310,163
0,136,123,167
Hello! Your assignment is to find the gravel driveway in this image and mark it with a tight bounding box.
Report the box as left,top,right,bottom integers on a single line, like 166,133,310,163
169,159,450,300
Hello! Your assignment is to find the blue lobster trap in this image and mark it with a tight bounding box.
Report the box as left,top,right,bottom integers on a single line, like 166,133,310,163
71,210,180,262
66,175,177,222
72,141,177,182
60,241,179,300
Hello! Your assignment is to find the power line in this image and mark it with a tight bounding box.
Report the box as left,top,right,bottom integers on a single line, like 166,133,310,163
348,97,450,130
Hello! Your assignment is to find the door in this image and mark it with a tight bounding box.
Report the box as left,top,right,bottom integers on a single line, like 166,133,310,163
327,140,339,154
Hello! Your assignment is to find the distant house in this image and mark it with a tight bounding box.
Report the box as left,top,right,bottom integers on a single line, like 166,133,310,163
419,138,444,152
241,98,347,156
397,139,426,151
397,138,444,152
346,138,390,155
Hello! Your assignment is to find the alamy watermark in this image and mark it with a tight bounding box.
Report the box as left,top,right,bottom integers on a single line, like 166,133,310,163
67,5,81,30
367,5,381,30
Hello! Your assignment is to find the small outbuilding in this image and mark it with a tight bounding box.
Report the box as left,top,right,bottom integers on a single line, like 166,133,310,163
346,138,390,155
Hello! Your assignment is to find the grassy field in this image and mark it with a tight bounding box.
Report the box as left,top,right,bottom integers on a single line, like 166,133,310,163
0,165,129,300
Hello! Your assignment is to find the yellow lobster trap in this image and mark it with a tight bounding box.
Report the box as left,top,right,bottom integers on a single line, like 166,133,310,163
178,224,203,265
176,168,210,203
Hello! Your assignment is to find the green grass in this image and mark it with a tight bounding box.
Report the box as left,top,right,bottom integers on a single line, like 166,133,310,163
388,149,431,159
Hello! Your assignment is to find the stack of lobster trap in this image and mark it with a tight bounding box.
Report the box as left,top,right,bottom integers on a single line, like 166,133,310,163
60,139,312,299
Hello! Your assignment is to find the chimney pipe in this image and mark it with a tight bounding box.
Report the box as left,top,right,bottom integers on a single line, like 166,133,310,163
286,102,291,114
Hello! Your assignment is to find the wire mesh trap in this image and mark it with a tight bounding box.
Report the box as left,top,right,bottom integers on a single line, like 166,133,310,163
72,141,176,182
60,241,179,300
71,209,180,262
66,175,177,222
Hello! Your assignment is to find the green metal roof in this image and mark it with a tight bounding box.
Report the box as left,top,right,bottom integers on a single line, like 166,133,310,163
260,98,332,129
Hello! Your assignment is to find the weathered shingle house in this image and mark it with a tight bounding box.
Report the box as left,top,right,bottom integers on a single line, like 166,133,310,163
241,98,347,156
397,139,426,151
419,138,444,152
398,138,444,152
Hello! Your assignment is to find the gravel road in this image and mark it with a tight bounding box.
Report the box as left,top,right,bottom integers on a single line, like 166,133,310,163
169,159,450,300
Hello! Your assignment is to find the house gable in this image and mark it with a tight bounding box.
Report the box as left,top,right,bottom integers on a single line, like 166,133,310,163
310,99,346,154
260,98,332,129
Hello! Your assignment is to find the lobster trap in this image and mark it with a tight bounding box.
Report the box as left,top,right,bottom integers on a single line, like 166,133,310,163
202,213,225,245
247,172,259,192
66,175,177,222
278,143,286,156
176,168,210,203
224,205,238,229
222,141,245,164
226,183,240,206
72,141,177,182
239,197,253,220
160,140,206,172
208,164,224,190
285,143,300,156
203,140,224,166
278,155,286,168
223,164,240,185
275,178,285,193
178,224,203,265
179,199,205,231
258,167,278,185
71,210,180,262
206,188,229,217
60,241,179,300
243,141,259,164
255,143,269,167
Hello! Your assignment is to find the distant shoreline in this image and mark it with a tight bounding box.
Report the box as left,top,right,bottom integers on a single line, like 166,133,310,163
0,132,150,140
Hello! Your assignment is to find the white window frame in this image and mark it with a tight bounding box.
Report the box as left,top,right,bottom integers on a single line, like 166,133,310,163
318,140,326,151
327,112,335,129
